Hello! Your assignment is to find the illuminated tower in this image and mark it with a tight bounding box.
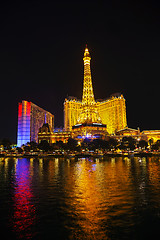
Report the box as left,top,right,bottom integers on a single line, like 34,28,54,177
64,46,127,138
77,46,101,124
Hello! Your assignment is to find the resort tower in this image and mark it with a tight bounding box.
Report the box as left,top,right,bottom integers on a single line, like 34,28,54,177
64,46,127,136
77,46,101,124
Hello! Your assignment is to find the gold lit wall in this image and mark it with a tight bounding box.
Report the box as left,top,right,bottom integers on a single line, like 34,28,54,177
97,95,127,134
64,94,127,134
64,98,82,131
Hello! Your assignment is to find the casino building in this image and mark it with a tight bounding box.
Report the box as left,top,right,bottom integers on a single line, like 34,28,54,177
64,47,127,139
37,46,127,144
38,46,128,144
17,100,54,147
38,46,127,144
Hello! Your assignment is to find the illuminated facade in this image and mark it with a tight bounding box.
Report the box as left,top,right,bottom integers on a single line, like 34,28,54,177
97,94,127,134
141,130,160,143
113,128,160,143
64,97,81,131
17,100,54,147
72,123,107,140
64,47,127,136
38,123,71,144
113,127,141,141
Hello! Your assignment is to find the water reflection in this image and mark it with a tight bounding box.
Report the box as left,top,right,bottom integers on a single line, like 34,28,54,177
1,156,160,239
62,157,160,239
12,159,35,239
62,158,133,239
73,159,108,239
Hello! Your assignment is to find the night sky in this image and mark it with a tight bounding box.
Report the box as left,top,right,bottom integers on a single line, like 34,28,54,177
0,0,160,143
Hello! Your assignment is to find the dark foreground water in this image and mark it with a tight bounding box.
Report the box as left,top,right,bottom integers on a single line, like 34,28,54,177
1,156,160,239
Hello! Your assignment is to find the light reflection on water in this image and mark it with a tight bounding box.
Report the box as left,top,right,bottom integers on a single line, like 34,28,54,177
12,159,36,239
1,157,160,239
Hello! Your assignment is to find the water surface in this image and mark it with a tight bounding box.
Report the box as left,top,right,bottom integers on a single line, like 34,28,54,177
1,156,160,239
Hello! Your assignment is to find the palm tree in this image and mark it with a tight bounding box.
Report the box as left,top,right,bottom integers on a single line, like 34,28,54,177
148,138,153,150
38,140,50,152
138,140,148,150
120,136,136,151
108,138,118,150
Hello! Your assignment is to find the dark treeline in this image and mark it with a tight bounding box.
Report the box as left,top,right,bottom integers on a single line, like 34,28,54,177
1,137,160,153
5,137,160,153
0,138,13,150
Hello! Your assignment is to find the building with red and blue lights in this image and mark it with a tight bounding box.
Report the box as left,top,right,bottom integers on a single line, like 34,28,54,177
17,100,54,147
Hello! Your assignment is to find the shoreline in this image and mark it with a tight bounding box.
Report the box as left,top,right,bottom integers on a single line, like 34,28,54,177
0,151,159,159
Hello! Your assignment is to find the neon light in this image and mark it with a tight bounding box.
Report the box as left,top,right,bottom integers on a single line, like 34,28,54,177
17,101,31,147
86,133,92,138
18,103,22,117
27,102,31,116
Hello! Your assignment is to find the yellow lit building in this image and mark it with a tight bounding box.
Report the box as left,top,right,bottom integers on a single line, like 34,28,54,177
38,46,128,143
64,47,127,136
64,97,82,132
97,94,127,134
38,123,71,144
141,130,160,143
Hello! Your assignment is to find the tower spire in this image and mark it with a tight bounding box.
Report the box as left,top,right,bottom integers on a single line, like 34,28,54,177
77,47,101,124
82,46,95,105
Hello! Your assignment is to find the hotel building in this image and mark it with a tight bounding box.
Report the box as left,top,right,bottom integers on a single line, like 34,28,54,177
38,47,128,144
64,47,127,137
17,100,54,147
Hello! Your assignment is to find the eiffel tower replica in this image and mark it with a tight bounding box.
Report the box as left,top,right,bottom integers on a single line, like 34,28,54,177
72,46,107,139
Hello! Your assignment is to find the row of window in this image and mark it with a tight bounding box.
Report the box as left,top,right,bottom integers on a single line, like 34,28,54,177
18,122,30,125
18,131,30,134
18,136,30,138
18,128,30,131
17,139,30,141
18,116,30,119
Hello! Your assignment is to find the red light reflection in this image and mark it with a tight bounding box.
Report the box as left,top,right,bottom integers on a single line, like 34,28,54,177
12,159,36,239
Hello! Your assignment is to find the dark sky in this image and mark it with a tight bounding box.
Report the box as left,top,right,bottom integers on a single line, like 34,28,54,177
0,0,160,142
